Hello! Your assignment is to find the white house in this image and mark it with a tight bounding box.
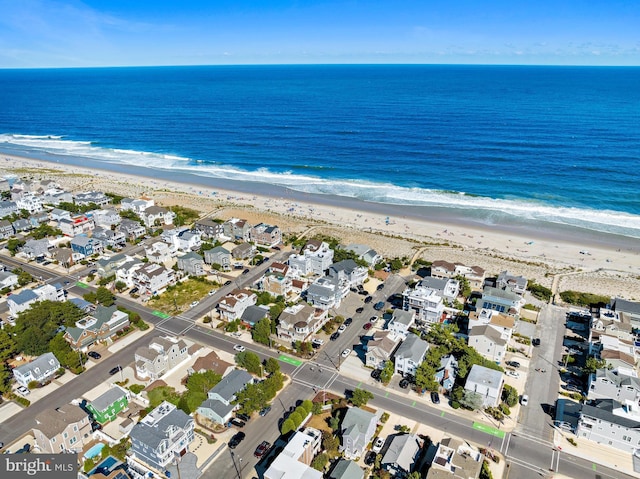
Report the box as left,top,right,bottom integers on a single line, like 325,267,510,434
468,325,508,363
264,428,323,479
288,240,334,277
387,309,415,340
13,352,60,387
464,365,504,408
133,263,176,297
216,289,258,321
402,284,445,325
394,334,429,377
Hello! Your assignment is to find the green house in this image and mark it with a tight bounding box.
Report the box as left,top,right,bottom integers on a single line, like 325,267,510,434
86,385,130,424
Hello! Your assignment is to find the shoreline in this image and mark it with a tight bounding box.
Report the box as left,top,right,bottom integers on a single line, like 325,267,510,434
2,152,640,300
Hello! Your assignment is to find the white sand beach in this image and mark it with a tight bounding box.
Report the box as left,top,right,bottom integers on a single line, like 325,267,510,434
3,153,639,301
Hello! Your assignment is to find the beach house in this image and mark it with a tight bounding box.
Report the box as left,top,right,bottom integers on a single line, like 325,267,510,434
216,289,257,321
86,385,130,425
264,428,323,479
196,370,253,424
340,407,378,460
276,303,328,344
204,246,232,270
132,263,176,297
402,283,445,325
13,352,61,387
464,365,504,408
394,333,429,377
250,222,282,247
365,331,400,370
135,336,189,380
288,240,334,277
63,305,130,350
129,401,194,471
380,434,422,477
32,404,92,454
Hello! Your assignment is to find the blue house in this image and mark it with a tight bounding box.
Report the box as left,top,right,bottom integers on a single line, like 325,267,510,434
70,236,102,258
434,355,458,391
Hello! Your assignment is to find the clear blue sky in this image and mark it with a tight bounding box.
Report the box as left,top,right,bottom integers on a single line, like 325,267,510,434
1,0,638,68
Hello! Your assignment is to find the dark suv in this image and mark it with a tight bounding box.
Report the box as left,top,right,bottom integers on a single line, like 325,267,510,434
228,432,245,449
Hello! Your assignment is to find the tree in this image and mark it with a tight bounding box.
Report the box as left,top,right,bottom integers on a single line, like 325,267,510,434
13,300,84,355
301,399,314,414
281,418,296,435
480,460,494,479
380,361,394,385
235,351,262,375
264,357,280,375
311,453,329,472
0,329,18,362
31,224,62,240
321,431,340,456
583,357,607,375
114,281,127,292
96,286,116,306
6,238,25,255
234,383,268,414
460,390,484,410
501,384,519,407
289,412,302,429
49,334,83,371
408,472,422,479
186,371,222,394
0,363,13,394
329,416,340,432
252,318,272,346
351,388,374,407
16,269,34,287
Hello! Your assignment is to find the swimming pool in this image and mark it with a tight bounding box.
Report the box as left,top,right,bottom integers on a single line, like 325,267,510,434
84,442,105,460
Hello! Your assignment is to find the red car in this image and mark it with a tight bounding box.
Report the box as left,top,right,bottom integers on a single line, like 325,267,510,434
254,440,271,458
363,322,373,330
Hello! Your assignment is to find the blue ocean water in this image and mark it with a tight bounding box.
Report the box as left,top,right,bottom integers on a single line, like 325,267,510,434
0,65,639,237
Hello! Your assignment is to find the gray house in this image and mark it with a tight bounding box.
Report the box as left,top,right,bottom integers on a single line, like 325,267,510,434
387,309,416,340
307,276,343,310
12,218,32,233
340,407,378,460
381,434,422,477
588,368,640,402
129,401,195,471
196,370,253,424
13,352,60,387
0,200,17,219
117,219,146,240
435,355,458,391
576,399,640,453
231,242,255,260
195,218,224,239
0,219,13,238
394,333,429,377
329,459,364,479
177,251,205,276
496,270,527,296
204,246,232,270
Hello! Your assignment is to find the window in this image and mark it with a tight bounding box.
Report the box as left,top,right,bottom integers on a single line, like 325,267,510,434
63,432,68,439
73,426,78,432
70,437,77,445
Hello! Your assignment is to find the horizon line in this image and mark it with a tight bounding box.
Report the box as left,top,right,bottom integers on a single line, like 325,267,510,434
2,62,640,71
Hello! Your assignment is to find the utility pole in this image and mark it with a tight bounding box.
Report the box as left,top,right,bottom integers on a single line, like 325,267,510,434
230,450,241,479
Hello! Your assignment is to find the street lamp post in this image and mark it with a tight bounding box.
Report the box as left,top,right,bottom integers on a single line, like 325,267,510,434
230,450,242,479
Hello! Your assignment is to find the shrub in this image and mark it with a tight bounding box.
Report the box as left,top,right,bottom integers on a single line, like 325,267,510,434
567,437,577,446
28,380,39,390
129,384,145,395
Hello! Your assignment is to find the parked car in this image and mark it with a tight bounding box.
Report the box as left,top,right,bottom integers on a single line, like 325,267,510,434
355,307,364,314
399,378,409,389
243,269,249,274
430,391,440,404
377,283,385,291
254,440,271,458
344,317,353,326
341,349,351,358
190,300,200,307
372,437,385,453
506,370,520,379
363,322,373,330
520,394,529,406
364,451,377,466
129,287,139,295
230,418,245,428
228,431,245,449
208,289,216,296
369,316,378,323
330,332,340,341
311,338,325,347
233,344,246,352
338,324,346,333
109,366,122,375
87,351,101,360
259,406,272,417
236,413,251,422
532,338,541,346
505,361,520,368
364,296,373,303
371,369,381,380
16,386,30,396
224,280,233,286
373,301,385,311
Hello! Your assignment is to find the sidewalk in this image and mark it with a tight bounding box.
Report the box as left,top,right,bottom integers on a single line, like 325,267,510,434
552,428,639,478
